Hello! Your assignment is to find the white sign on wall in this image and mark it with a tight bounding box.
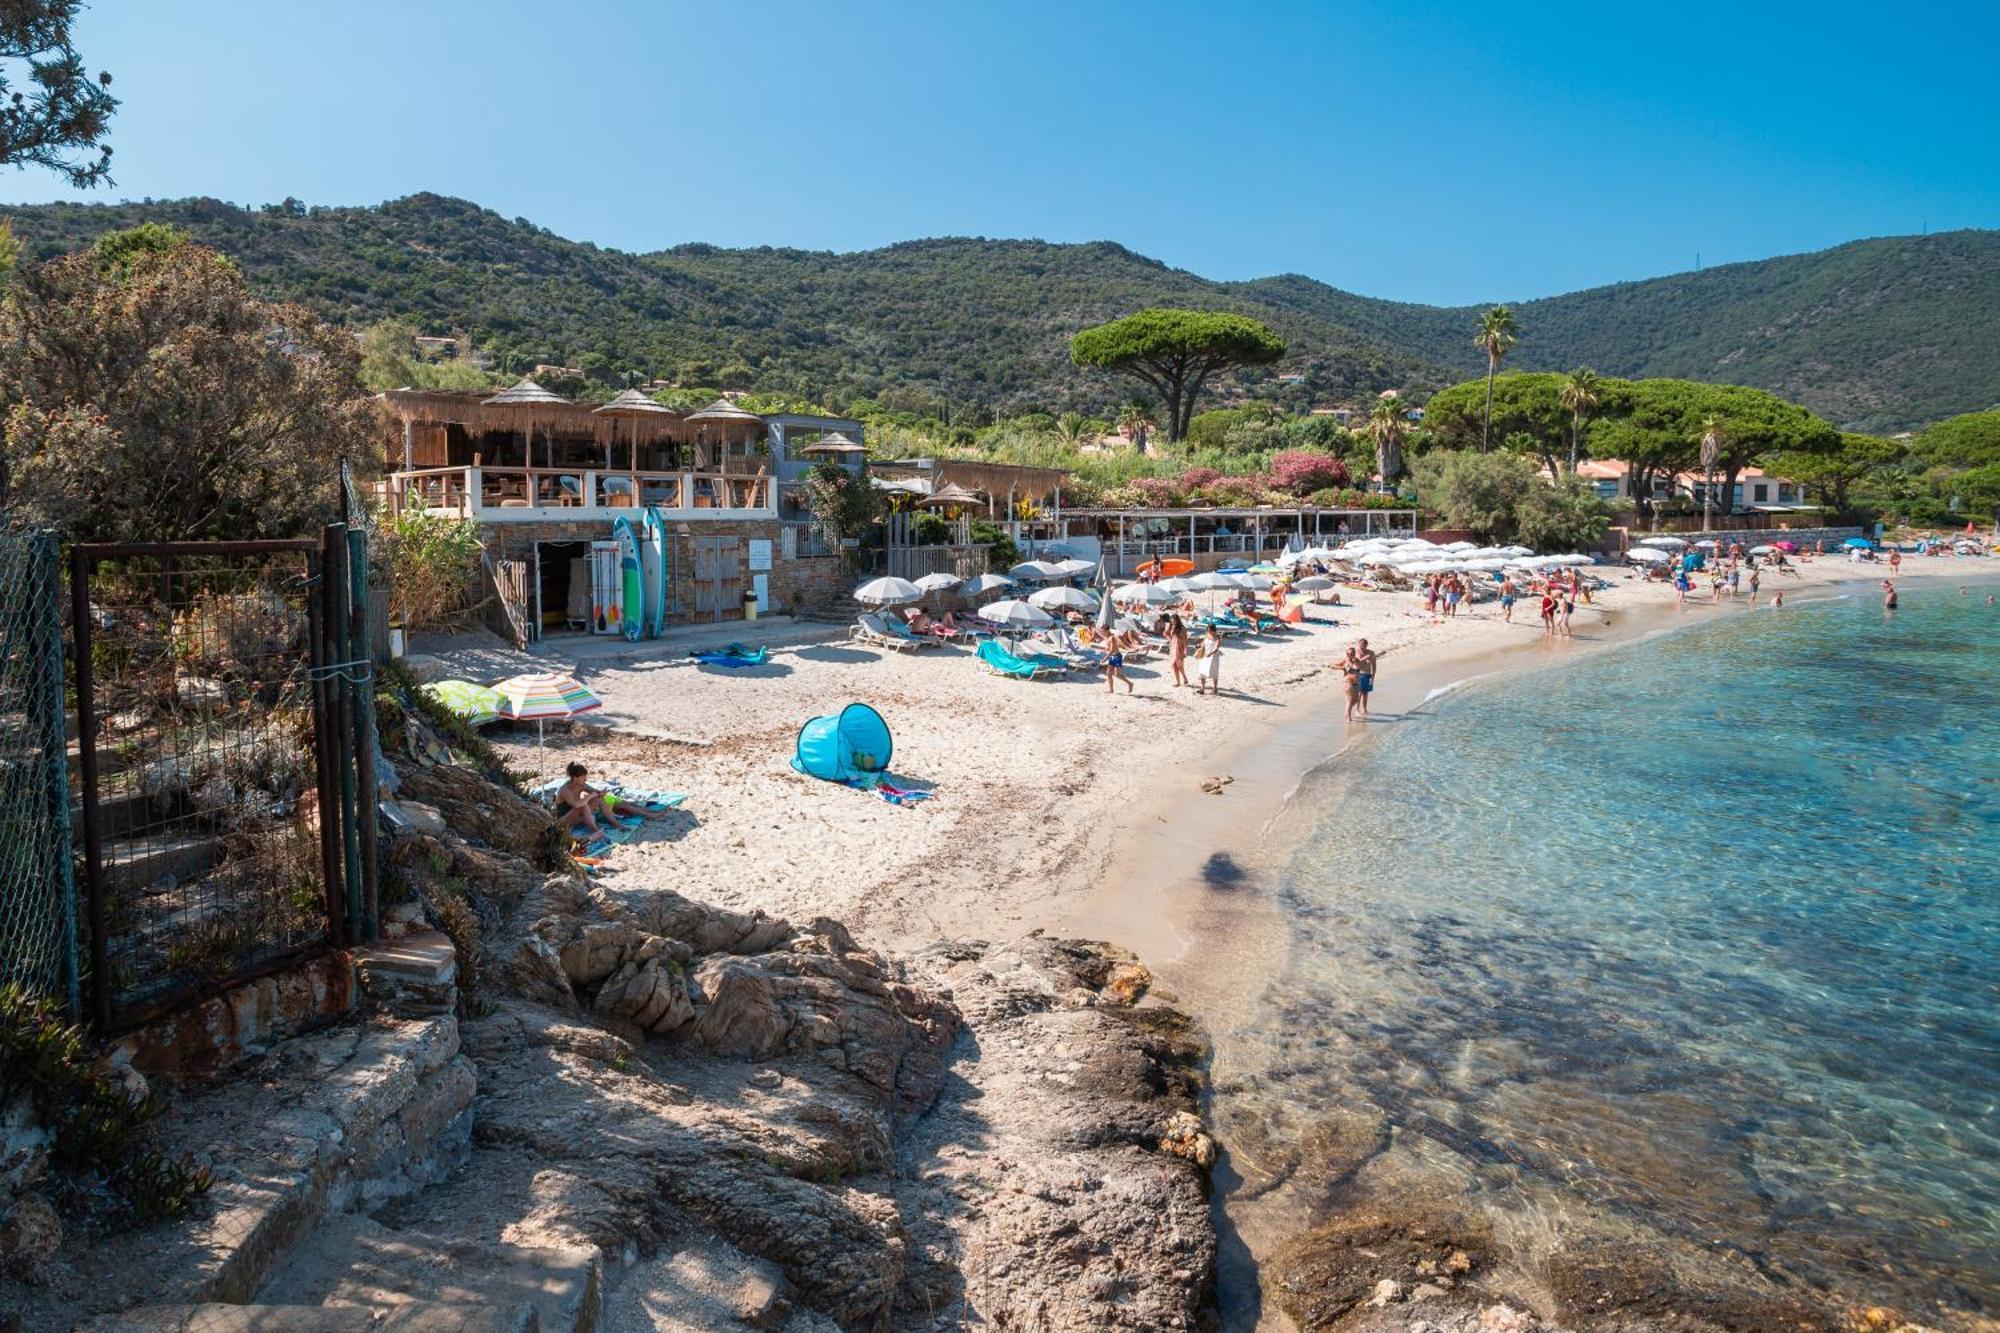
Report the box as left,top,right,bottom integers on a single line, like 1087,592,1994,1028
748,538,773,572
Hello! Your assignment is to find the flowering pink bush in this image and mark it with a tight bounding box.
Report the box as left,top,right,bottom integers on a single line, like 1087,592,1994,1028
1269,450,1351,496
1177,466,1222,490
1131,477,1182,508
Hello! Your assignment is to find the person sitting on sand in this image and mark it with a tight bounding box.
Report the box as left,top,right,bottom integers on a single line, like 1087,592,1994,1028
554,762,647,837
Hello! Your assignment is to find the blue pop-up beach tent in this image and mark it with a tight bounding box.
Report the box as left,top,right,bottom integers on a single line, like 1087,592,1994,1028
792,703,893,782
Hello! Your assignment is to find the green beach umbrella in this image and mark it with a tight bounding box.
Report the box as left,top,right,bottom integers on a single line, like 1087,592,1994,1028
421,680,504,728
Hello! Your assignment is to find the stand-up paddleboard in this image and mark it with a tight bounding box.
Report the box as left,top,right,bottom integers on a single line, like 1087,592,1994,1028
642,507,667,637
613,517,643,642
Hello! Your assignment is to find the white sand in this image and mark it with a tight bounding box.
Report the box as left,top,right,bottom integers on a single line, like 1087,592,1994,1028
490,554,1985,952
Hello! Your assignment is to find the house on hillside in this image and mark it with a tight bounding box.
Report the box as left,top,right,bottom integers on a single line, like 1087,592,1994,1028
1567,459,1814,512
378,381,862,642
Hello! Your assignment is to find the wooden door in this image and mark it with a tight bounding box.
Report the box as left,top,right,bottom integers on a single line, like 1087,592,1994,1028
692,537,744,622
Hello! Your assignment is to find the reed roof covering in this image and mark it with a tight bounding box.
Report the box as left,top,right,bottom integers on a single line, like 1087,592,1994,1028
483,377,570,406
686,397,766,425
592,388,676,417
381,387,689,448
798,431,867,455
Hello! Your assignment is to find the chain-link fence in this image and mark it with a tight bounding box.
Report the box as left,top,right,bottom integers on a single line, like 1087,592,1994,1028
0,528,81,1017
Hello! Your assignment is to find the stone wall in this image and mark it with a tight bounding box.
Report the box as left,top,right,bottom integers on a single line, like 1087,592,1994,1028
474,516,844,625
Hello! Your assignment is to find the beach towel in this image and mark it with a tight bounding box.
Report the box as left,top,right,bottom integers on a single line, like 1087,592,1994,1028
841,775,934,807
691,644,769,668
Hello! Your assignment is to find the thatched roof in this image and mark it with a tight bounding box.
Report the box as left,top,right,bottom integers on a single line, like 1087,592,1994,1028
798,431,866,455
686,397,765,425
914,482,983,507
483,377,570,406
592,388,676,417
381,388,686,448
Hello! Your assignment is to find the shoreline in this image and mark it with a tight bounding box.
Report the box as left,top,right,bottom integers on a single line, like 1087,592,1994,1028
1057,566,2000,1332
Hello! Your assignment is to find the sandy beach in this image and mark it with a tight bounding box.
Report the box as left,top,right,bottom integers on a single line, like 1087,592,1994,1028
484,553,1988,960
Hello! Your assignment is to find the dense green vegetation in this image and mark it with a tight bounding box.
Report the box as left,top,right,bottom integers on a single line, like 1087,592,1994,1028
1070,308,1286,440
7,194,1993,431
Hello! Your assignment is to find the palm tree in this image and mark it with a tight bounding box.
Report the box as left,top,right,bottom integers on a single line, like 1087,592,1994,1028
1116,403,1156,456
1474,306,1518,451
1054,412,1094,450
1698,415,1725,533
1559,368,1601,474
1365,395,1409,492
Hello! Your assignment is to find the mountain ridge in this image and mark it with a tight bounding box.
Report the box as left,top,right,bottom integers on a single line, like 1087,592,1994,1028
4,193,1994,432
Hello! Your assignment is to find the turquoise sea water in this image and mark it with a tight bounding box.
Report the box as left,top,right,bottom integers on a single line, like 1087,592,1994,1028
1260,583,1999,1319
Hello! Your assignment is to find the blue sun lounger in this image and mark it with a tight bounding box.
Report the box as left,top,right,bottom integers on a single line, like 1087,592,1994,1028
977,639,1067,679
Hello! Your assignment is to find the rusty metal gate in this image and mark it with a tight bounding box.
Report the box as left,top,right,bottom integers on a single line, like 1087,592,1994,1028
69,530,379,1033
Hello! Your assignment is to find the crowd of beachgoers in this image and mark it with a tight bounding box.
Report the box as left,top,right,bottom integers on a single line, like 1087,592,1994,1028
444,527,1996,956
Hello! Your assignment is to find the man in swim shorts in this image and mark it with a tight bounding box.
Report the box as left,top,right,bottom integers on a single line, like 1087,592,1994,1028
1352,638,1378,717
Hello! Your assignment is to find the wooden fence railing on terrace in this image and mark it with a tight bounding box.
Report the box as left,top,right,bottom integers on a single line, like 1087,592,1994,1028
382,466,773,519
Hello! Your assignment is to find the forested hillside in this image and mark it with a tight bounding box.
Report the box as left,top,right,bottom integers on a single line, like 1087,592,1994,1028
6,194,1994,431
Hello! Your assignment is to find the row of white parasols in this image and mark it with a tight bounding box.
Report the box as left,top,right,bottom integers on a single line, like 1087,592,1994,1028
853,567,1278,631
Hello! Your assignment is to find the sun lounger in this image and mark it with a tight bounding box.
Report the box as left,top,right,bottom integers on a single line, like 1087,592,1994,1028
853,613,934,652
1196,615,1252,637
977,639,1067,679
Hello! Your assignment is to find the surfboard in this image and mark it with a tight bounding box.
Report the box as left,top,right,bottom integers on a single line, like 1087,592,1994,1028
641,507,667,637
613,517,643,642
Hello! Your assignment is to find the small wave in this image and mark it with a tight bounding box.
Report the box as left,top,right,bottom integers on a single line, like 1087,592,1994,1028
1418,675,1485,708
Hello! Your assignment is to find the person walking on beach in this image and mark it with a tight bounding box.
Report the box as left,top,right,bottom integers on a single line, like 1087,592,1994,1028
1103,640,1133,695
1194,624,1224,696
1747,566,1761,606
1340,646,1364,721
1558,577,1575,636
1499,575,1518,622
1161,613,1190,688
1539,588,1557,634
1889,549,1902,577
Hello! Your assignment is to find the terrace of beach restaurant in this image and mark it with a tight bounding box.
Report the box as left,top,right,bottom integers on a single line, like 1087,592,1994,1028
378,383,775,518
1029,504,1421,576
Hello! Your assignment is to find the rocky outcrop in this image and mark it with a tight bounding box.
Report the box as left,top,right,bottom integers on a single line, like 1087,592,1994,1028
450,889,1219,1331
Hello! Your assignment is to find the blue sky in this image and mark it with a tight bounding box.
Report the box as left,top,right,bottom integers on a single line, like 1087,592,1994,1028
3,0,1995,305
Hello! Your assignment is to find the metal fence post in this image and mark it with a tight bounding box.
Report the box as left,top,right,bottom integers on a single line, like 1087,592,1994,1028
311,530,349,947
345,525,380,941
68,543,112,1033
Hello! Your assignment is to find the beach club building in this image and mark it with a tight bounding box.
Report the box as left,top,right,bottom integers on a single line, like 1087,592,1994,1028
378,380,863,643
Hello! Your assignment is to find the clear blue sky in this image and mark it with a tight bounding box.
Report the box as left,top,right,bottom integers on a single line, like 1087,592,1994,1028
4,0,1996,305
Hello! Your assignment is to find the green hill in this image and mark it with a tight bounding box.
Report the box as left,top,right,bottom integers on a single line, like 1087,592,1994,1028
5,194,1995,432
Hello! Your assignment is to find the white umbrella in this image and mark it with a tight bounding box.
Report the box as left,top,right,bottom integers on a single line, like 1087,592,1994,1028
855,576,923,606
1628,548,1671,563
1030,585,1098,613
1636,536,1687,548
1156,576,1197,594
1694,539,1720,549
1008,560,1065,583
1293,575,1335,591
1749,545,1776,555
979,598,1054,630
1051,558,1097,580
912,572,963,594
1110,582,1175,608
1235,572,1275,591
1186,571,1233,590
962,572,1015,597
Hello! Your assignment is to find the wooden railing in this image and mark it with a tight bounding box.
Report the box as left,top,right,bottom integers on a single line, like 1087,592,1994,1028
382,466,772,519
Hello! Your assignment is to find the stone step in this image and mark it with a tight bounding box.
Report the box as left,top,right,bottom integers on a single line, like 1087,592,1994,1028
76,1302,536,1333
259,1214,600,1333
99,830,217,896
603,1237,789,1330
22,1017,473,1332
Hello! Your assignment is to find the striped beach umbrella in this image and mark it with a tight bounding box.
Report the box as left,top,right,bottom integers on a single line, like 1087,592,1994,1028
492,671,602,773
493,671,602,720
421,679,503,728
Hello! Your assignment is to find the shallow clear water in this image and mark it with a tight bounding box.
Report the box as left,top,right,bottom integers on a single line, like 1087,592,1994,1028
1254,584,2000,1318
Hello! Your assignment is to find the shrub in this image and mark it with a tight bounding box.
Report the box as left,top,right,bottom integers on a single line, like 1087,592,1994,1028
969,519,1018,571
1178,467,1221,490
386,512,484,631
1131,477,1183,508
1270,450,1351,496
173,589,306,677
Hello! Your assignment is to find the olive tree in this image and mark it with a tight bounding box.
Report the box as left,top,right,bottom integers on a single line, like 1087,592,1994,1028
1071,309,1285,443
